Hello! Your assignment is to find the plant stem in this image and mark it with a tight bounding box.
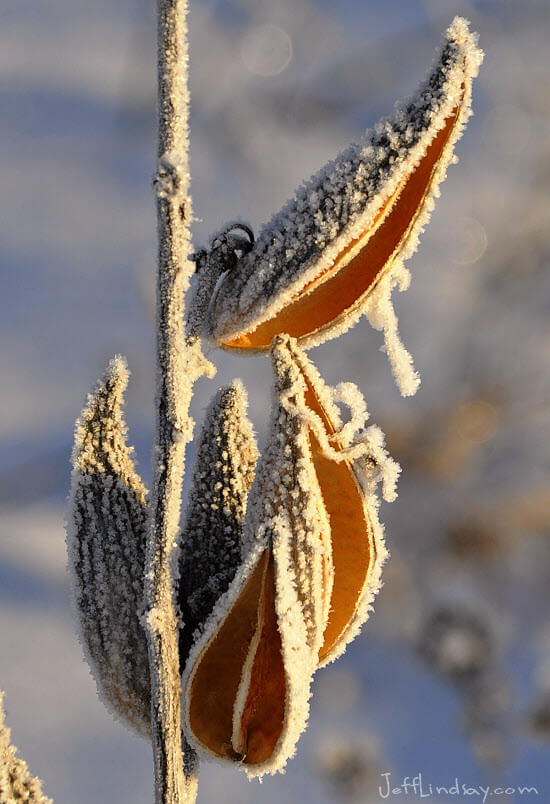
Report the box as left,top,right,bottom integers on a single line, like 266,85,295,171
144,0,213,801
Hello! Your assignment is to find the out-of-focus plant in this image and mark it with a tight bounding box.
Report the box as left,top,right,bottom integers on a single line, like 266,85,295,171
1,6,482,803
315,731,386,804
0,693,52,804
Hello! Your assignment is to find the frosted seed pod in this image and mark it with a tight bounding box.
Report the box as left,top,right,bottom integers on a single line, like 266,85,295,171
181,337,399,777
181,538,315,778
177,381,258,663
181,342,335,777
210,18,482,396
66,357,151,736
269,336,397,666
180,355,331,776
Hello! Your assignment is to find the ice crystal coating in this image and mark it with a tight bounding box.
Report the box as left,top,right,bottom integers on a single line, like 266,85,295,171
243,363,332,660
181,337,399,777
182,531,312,774
180,367,323,777
267,336,396,665
210,17,483,396
66,357,151,736
177,381,258,661
246,340,352,651
0,692,52,804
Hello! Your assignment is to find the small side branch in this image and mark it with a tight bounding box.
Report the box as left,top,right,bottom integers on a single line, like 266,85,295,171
144,0,213,802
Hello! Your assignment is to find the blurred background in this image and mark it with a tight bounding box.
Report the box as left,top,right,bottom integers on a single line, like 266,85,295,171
1,0,549,800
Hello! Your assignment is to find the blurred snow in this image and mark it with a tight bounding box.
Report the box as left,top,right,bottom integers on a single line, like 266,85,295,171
1,0,550,801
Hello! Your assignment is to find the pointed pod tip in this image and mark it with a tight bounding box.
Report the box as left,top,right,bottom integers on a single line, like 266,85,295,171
71,354,146,496
207,380,257,450
224,377,248,407
446,15,476,43
0,692,53,803
269,335,303,397
444,16,484,73
447,15,473,38
75,355,130,453
105,353,129,386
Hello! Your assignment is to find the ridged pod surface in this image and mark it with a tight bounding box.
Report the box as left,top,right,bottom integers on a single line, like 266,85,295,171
177,381,258,662
67,357,151,736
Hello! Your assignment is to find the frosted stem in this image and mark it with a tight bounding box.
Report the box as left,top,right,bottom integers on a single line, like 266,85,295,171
144,0,212,801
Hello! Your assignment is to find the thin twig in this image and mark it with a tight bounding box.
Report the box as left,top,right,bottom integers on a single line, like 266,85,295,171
144,0,213,801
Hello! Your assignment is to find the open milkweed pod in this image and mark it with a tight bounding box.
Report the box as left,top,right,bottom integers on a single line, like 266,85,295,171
270,336,399,667
181,357,335,776
177,381,258,663
242,342,336,661
181,544,314,778
66,357,151,736
210,17,482,396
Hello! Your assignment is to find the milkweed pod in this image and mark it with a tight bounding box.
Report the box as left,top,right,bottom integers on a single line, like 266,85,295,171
181,538,315,777
66,357,151,736
181,341,399,776
244,347,335,659
181,358,335,775
177,381,258,663
211,17,482,395
269,336,399,666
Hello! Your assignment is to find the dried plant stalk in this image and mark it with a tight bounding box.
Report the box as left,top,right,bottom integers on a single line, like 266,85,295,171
59,8,481,799
144,0,213,801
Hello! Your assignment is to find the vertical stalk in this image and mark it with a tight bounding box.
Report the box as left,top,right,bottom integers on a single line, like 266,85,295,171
144,0,212,801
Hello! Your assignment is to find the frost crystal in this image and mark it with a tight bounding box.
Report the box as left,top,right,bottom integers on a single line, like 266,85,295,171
177,381,258,661
209,17,483,397
1,692,52,804
66,357,151,736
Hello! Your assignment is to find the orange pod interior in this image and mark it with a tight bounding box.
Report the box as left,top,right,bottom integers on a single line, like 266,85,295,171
223,101,462,352
187,549,286,765
300,370,376,663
